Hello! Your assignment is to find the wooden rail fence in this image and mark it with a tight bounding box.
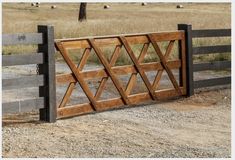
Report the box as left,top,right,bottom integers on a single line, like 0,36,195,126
2,24,231,122
178,24,231,96
2,25,56,122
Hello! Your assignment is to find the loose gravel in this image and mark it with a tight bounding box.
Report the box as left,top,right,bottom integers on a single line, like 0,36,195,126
2,88,231,158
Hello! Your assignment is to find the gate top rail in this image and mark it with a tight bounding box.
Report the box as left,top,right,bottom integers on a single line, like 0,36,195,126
55,31,185,42
55,31,185,49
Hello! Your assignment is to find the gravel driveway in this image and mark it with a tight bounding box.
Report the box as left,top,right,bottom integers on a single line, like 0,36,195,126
2,87,231,158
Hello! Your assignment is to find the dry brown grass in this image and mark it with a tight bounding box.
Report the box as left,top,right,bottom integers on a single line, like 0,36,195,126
3,3,231,35
2,2,231,63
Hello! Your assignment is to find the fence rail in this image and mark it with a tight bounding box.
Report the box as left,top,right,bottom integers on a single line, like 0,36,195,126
192,45,231,55
2,97,44,114
194,77,231,89
2,33,43,45
193,61,231,72
2,53,44,66
2,75,44,90
192,29,231,38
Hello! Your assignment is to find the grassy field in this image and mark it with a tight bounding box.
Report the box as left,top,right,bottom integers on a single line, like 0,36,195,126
2,2,231,63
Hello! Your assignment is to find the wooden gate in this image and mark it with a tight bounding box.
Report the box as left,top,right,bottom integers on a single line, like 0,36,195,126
55,31,187,119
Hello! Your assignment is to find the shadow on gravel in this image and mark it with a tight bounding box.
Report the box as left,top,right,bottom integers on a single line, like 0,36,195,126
2,112,42,126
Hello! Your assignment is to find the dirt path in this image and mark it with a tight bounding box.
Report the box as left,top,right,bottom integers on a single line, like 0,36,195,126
2,87,231,158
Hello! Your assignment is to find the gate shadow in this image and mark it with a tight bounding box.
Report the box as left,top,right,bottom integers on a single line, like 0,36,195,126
2,112,43,126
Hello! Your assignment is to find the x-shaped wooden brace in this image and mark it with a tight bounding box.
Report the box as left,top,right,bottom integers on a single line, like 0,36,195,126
58,43,124,107
88,39,131,105
94,45,122,100
56,42,99,111
125,43,149,95
147,34,182,95
152,40,175,90
120,36,157,100
124,40,176,96
58,48,91,108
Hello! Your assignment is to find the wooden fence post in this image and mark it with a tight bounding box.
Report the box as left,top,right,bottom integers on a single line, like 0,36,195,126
178,24,194,96
38,25,57,122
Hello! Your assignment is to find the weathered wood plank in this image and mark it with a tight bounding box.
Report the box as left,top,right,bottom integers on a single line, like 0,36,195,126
2,33,43,45
193,61,231,72
56,60,181,84
2,75,44,90
193,45,231,55
2,53,44,66
192,29,231,38
194,76,231,89
2,97,44,114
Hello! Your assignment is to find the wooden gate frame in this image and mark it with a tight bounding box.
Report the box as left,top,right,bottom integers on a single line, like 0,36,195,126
55,31,187,119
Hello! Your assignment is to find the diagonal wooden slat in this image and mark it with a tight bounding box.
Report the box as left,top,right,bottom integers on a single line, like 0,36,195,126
138,43,150,62
94,45,122,100
88,39,131,105
58,83,76,108
125,43,149,95
147,34,182,95
78,48,91,70
109,45,122,65
152,40,175,90
58,48,91,108
56,42,98,111
119,36,156,100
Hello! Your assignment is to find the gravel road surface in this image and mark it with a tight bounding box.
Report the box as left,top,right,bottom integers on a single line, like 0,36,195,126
2,87,231,158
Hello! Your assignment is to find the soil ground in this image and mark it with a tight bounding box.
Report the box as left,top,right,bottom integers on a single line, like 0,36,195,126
2,87,231,158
